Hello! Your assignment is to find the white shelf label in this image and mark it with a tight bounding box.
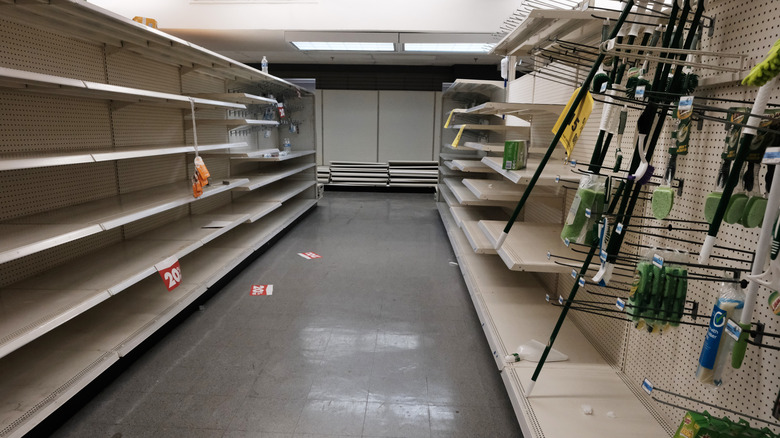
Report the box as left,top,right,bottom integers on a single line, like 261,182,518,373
571,269,578,278
616,223,624,234
678,95,694,112
652,254,664,268
564,238,571,247
585,208,592,218
578,277,586,287
726,319,743,341
558,295,565,305
616,298,626,311
641,378,654,395
555,175,561,183
600,80,608,93
547,251,552,260
600,250,608,262
635,85,646,100
546,294,551,302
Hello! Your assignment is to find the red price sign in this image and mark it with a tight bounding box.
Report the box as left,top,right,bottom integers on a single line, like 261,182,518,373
251,285,273,296
298,252,322,260
155,257,182,291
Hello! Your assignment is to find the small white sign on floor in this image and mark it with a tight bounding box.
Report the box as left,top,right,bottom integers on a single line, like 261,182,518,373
298,252,322,260
250,285,273,296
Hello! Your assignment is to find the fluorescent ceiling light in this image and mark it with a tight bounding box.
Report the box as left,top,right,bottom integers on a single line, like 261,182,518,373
404,43,492,53
291,42,395,51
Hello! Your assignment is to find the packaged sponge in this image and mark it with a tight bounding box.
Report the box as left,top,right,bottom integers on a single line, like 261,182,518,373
560,174,607,245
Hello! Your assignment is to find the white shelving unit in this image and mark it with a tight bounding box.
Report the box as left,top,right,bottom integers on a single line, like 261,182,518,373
481,155,570,185
0,3,317,436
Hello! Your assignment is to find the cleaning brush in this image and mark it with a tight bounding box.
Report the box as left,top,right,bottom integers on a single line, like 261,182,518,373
628,103,657,184
743,38,780,87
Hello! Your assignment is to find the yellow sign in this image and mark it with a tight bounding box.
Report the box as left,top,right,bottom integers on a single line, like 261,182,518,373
444,109,456,128
552,88,594,158
452,125,466,148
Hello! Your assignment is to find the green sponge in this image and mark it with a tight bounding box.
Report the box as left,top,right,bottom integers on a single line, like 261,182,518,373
740,196,767,228
724,193,749,224
652,187,674,220
704,192,722,224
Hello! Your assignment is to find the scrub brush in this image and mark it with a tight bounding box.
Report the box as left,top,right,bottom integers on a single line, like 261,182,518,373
592,64,612,94
743,38,780,87
628,103,657,184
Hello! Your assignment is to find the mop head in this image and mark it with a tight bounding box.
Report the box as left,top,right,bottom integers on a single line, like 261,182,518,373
743,38,780,86
682,73,699,94
704,192,722,224
724,193,749,224
652,186,674,219
740,196,767,228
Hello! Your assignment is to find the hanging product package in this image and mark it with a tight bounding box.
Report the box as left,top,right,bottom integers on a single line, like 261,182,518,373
627,247,688,334
696,278,745,387
560,174,607,245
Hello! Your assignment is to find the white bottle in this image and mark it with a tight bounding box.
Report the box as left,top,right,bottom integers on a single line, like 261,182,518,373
261,56,269,74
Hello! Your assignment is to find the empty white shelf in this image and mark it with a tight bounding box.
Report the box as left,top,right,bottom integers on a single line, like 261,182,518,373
439,152,481,161
231,150,316,161
450,160,493,173
443,178,515,208
0,213,248,360
461,102,565,119
442,79,504,102
478,220,574,273
449,206,509,229
0,143,243,171
439,184,459,208
197,119,280,128
481,156,570,185
439,165,464,177
237,179,315,204
208,198,317,254
91,142,243,162
462,142,506,152
191,92,277,105
0,275,205,437
462,178,561,202
234,162,316,191
0,66,244,110
0,178,249,264
450,124,529,133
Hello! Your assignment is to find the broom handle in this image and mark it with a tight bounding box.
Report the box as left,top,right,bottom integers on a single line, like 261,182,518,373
496,0,636,250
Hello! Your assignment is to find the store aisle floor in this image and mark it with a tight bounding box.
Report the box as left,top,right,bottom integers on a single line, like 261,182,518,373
52,191,523,438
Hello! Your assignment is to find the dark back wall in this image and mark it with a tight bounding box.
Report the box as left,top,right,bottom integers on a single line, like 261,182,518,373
249,63,503,91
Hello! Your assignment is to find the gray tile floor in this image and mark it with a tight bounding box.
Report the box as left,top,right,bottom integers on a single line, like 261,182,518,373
52,191,523,438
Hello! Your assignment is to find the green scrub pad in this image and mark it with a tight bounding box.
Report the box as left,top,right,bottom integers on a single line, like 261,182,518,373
561,188,597,242
740,196,767,228
704,192,722,224
651,187,674,219
723,193,749,224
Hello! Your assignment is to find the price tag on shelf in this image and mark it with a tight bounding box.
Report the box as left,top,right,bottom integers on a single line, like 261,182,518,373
726,319,743,341
298,251,322,260
635,85,646,100
641,378,654,395
558,295,565,305
600,250,608,262
616,223,624,234
600,80,608,93
571,269,578,279
564,238,571,247
155,257,182,292
678,95,694,112
578,277,586,287
616,298,626,311
546,294,551,302
250,284,273,296
585,208,592,218
555,175,561,183
652,254,664,268
547,251,552,260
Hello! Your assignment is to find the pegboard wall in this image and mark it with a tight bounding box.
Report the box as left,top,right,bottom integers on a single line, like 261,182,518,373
506,1,780,434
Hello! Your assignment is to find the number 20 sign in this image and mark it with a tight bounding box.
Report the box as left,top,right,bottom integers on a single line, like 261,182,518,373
155,257,182,291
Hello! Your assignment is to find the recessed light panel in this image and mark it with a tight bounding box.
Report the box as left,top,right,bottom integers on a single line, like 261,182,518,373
403,43,492,53
291,42,395,51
